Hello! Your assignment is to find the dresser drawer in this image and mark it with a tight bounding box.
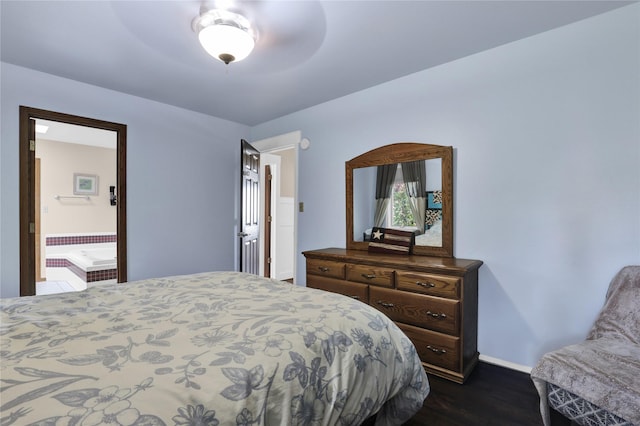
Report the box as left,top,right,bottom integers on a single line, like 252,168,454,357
370,287,459,335
307,275,368,303
307,259,345,279
396,271,460,299
397,323,460,372
346,264,394,287
303,248,482,384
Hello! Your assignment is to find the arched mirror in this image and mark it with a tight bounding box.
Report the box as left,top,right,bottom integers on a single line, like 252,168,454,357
346,143,453,257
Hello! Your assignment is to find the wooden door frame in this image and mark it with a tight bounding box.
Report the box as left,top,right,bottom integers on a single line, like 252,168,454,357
263,165,272,277
35,158,44,282
19,106,127,296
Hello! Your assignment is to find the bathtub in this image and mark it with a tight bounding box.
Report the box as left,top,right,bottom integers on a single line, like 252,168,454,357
45,235,117,289
67,247,117,271
64,245,117,288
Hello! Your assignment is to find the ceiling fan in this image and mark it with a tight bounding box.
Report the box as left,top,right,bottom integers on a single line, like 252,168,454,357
192,8,258,65
108,0,326,73
189,1,326,67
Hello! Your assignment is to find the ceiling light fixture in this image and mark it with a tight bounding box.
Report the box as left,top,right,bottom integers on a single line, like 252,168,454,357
192,9,257,65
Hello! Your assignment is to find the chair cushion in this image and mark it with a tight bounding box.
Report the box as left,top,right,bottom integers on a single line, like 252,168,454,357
531,337,640,425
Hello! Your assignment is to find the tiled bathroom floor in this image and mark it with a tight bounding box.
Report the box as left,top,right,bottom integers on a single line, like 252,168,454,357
36,280,77,295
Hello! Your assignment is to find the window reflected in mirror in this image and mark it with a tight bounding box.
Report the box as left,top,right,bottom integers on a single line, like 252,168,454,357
353,159,442,247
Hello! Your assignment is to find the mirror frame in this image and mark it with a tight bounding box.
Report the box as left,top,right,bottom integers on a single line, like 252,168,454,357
346,142,454,257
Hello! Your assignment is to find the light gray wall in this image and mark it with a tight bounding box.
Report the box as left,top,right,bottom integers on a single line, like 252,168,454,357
1,64,249,298
250,4,640,368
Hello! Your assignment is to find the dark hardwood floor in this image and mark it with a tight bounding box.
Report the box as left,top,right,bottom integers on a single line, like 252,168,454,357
403,362,571,426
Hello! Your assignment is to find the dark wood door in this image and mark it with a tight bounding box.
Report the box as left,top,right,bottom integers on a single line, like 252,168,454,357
264,165,272,277
19,118,37,296
239,139,260,274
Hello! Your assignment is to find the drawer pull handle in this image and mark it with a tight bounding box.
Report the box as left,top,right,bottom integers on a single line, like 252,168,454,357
376,301,395,308
417,281,436,288
318,267,330,273
427,345,447,354
362,273,377,280
426,311,447,319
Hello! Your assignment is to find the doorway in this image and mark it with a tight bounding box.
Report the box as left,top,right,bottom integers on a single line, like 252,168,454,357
259,149,296,282
19,106,127,296
252,131,301,284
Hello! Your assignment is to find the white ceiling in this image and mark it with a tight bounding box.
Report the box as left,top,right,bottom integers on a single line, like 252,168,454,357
36,119,117,149
1,1,634,126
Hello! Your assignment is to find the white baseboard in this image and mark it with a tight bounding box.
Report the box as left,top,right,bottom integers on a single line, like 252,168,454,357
479,354,532,374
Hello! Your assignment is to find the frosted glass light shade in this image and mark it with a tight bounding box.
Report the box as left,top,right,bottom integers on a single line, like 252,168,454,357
198,23,255,64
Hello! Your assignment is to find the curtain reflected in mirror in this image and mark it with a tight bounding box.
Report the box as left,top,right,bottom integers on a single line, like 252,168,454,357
373,164,395,227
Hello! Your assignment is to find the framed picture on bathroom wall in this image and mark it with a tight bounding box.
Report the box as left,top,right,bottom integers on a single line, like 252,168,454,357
73,173,98,195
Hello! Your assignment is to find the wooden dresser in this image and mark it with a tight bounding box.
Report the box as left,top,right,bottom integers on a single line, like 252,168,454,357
303,248,483,384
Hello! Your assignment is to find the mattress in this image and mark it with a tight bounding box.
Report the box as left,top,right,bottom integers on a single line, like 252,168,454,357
0,271,429,425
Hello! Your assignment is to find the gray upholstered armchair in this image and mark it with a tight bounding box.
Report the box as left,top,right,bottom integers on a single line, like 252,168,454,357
531,265,640,426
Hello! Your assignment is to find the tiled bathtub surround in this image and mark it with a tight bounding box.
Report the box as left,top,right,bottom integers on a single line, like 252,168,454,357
46,234,117,246
46,258,68,268
45,233,116,290
45,258,117,282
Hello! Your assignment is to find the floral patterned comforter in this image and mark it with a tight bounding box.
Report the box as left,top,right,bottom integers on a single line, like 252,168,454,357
0,271,429,425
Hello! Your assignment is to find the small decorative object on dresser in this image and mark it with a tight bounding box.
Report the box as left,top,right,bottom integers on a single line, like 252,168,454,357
368,227,415,255
305,142,483,384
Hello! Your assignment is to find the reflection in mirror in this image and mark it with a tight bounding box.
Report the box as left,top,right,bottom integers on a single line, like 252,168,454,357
353,159,442,246
346,143,453,257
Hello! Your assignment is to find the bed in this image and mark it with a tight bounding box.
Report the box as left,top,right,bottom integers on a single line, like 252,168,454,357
0,271,429,425
414,220,442,247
